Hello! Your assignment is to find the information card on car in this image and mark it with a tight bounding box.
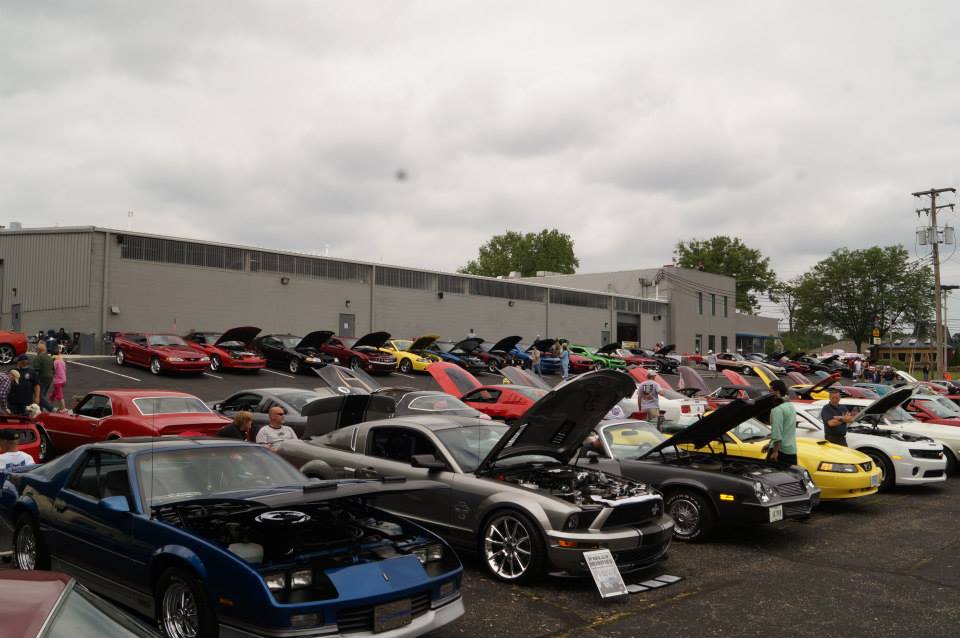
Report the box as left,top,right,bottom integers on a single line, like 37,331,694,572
583,549,628,598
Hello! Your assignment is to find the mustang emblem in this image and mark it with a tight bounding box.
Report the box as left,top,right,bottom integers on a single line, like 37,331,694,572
382,571,390,582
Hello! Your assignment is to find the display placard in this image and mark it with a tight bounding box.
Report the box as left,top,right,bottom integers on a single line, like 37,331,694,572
583,549,628,598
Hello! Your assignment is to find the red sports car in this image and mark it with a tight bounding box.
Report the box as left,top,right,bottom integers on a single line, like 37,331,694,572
38,389,230,454
183,326,266,372
319,331,398,374
903,395,960,427
0,415,45,463
0,330,28,365
114,333,210,375
428,362,547,422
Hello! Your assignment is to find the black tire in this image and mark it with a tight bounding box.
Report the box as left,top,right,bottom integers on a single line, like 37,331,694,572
350,357,361,370
742,365,752,375
288,358,300,375
862,449,895,491
0,344,15,365
488,360,499,374
209,355,221,372
654,362,663,373
37,429,52,462
665,490,716,542
115,349,125,366
13,513,50,571
149,357,162,375
479,510,545,583
398,358,413,374
943,447,957,475
155,567,219,638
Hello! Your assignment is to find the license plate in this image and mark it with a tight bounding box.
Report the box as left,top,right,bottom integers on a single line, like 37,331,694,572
374,599,412,633
870,474,879,487
769,505,783,523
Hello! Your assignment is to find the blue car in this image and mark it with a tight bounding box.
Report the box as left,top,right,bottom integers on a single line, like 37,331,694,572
513,339,562,374
1,438,464,638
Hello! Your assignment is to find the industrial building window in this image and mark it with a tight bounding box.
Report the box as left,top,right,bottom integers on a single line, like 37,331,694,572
708,335,716,352
711,294,716,316
723,296,728,317
721,336,728,352
549,289,609,309
375,267,435,290
698,292,703,315
438,275,467,294
121,236,244,270
615,298,641,314
469,279,546,302
695,334,702,354
248,251,370,283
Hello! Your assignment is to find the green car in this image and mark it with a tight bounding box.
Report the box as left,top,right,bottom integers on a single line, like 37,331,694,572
567,344,627,369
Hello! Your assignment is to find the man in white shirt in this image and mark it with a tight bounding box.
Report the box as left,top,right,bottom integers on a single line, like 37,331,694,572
255,406,298,450
638,380,662,426
0,430,35,470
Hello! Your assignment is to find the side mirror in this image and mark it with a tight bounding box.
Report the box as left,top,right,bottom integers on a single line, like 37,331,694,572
586,450,600,464
213,403,223,412
410,454,446,471
100,495,130,513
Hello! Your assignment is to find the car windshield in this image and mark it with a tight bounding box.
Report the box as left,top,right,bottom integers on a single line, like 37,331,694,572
512,387,548,400
195,334,221,344
432,341,455,353
280,336,302,348
730,419,771,442
407,394,474,412
277,391,323,413
615,349,634,358
148,335,187,347
47,584,154,638
133,397,211,415
600,422,668,459
434,424,509,472
339,337,358,348
580,346,598,354
393,340,412,351
137,446,309,507
918,398,960,418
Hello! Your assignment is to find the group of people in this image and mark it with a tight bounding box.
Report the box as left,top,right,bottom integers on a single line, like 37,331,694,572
767,383,854,468
216,406,298,449
529,337,572,380
0,341,68,416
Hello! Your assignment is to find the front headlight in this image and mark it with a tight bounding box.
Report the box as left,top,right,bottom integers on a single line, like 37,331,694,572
753,481,770,503
802,469,816,490
166,357,184,362
818,462,857,473
290,569,313,589
304,356,320,363
417,358,432,364
410,543,444,563
565,514,579,530
264,573,286,591
199,356,210,362
333,357,340,364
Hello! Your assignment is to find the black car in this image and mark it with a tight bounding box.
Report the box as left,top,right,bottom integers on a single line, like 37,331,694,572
427,338,487,373
474,336,524,374
254,331,337,374
577,396,821,541
628,344,679,374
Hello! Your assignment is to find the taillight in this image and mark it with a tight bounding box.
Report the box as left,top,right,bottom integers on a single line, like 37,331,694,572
681,404,691,414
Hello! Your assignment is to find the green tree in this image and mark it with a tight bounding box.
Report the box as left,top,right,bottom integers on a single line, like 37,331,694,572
674,236,778,313
792,246,933,353
459,229,579,277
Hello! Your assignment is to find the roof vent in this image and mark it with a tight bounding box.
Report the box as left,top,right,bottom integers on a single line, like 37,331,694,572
8,222,21,230
908,338,917,345
893,339,902,345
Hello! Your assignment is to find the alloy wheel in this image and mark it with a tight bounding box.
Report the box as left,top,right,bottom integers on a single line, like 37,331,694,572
0,345,14,365
116,349,125,365
209,355,221,372
161,581,200,638
150,358,161,375
399,359,412,374
484,514,533,580
350,357,361,369
668,497,701,537
289,359,300,374
15,524,37,571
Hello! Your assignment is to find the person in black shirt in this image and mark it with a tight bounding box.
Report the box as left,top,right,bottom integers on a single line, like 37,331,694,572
217,411,254,441
820,388,854,446
7,355,40,416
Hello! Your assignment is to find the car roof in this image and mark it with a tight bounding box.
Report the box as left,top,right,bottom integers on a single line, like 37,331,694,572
229,387,320,396
0,571,72,636
84,389,205,399
366,414,503,432
85,437,254,456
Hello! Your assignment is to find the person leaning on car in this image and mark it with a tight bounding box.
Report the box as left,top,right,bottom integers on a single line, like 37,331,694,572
256,406,298,450
767,380,798,468
218,410,254,441
820,388,854,446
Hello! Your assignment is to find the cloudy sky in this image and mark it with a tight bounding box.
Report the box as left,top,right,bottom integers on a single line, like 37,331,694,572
4,1,960,319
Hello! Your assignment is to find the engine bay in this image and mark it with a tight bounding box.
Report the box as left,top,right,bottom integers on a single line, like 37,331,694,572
495,464,650,507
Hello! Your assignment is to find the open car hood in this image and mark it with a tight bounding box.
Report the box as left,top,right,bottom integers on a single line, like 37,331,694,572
452,337,484,354
215,326,261,347
787,371,811,385
820,354,839,365
300,394,396,437
677,366,710,396
427,361,483,396
529,338,556,352
655,344,675,356
313,364,381,394
297,330,335,350
628,367,675,390
642,395,779,457
769,351,788,360
500,366,552,391
596,343,620,355
351,331,391,350
477,370,635,472
407,334,440,352
722,369,750,386
795,372,840,399
488,335,522,353
854,387,914,421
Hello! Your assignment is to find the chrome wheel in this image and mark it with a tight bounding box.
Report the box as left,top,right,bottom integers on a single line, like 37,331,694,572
289,358,300,374
399,359,412,374
484,514,533,580
209,355,221,372
669,496,701,537
0,345,14,365
742,366,752,375
15,523,37,571
350,357,361,369
161,581,199,638
150,358,161,375
116,349,125,365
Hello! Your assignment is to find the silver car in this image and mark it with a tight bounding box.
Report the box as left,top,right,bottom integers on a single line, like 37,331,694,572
276,371,674,583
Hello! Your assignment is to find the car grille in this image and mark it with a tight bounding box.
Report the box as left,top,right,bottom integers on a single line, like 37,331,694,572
783,502,811,518
924,469,945,478
336,591,431,634
911,449,943,459
859,461,873,472
601,499,663,528
775,481,805,498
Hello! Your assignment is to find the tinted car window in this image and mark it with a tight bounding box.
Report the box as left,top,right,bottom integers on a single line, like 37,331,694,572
75,395,112,419
407,395,472,411
433,424,509,472
69,452,127,500
47,585,153,638
133,397,211,415
368,427,440,464
462,389,501,404
147,335,188,347
276,391,323,414
222,393,262,412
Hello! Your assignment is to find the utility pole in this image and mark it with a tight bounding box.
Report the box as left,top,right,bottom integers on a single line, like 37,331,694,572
913,187,956,378
942,284,960,374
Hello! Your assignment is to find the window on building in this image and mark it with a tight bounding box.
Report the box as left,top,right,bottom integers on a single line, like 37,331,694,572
711,294,716,316
698,292,703,315
694,334,702,354
708,335,716,352
723,296,728,317
898,353,906,361
721,336,728,352
914,352,921,362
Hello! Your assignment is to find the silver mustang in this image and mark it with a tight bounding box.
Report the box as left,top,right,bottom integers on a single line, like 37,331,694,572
276,371,674,583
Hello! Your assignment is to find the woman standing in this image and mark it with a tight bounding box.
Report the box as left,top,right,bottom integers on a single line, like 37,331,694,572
560,343,570,381
50,353,67,412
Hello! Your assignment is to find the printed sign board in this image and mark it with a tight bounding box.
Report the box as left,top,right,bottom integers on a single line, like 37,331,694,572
583,549,628,598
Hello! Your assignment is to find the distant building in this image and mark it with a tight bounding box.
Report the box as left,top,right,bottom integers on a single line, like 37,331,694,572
869,338,953,370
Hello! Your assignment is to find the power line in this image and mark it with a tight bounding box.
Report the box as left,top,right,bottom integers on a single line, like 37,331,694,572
912,187,956,378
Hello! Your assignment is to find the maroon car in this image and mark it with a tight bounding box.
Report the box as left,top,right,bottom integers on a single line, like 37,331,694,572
0,572,159,637
320,331,397,374
183,326,266,372
114,333,210,375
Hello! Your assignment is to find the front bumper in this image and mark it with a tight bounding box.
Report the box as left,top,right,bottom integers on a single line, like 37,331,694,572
727,493,819,525
163,360,210,372
223,358,266,369
544,515,673,576
893,456,948,485
815,467,881,500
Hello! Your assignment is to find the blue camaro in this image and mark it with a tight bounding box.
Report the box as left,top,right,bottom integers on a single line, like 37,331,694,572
0,437,464,638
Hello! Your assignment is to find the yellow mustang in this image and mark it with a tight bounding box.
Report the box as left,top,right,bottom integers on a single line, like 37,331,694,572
690,418,880,500
750,364,839,401
380,335,441,374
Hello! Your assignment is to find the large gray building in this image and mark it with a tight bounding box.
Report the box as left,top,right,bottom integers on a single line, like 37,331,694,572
0,227,778,354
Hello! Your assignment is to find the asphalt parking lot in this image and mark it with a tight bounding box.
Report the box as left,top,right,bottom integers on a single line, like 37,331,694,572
27,359,960,636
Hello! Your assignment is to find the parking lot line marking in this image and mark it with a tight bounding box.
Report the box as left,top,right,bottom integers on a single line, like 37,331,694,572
395,373,416,379
68,360,142,382
262,369,296,379
203,372,223,380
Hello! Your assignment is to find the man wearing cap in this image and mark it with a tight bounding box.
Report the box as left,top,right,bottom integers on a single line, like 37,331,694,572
0,430,34,470
820,388,854,446
7,355,40,416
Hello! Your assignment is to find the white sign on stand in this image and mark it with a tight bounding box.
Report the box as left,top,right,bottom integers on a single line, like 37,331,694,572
583,549,628,598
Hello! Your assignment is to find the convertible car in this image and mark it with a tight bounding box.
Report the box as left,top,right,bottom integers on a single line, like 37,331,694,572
381,336,442,374
428,362,547,422
578,396,820,541
38,390,230,455
2,438,464,638
276,371,674,583
183,326,266,373
318,331,397,374
254,331,338,375
114,333,210,375
902,394,960,426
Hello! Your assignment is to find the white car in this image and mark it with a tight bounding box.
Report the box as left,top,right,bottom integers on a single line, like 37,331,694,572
797,393,946,490
617,385,707,422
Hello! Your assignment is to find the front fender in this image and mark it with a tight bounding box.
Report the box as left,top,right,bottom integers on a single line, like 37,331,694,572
153,545,208,580
474,492,556,534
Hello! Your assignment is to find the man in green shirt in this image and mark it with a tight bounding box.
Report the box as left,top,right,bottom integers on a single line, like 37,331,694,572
32,341,54,412
767,380,798,468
